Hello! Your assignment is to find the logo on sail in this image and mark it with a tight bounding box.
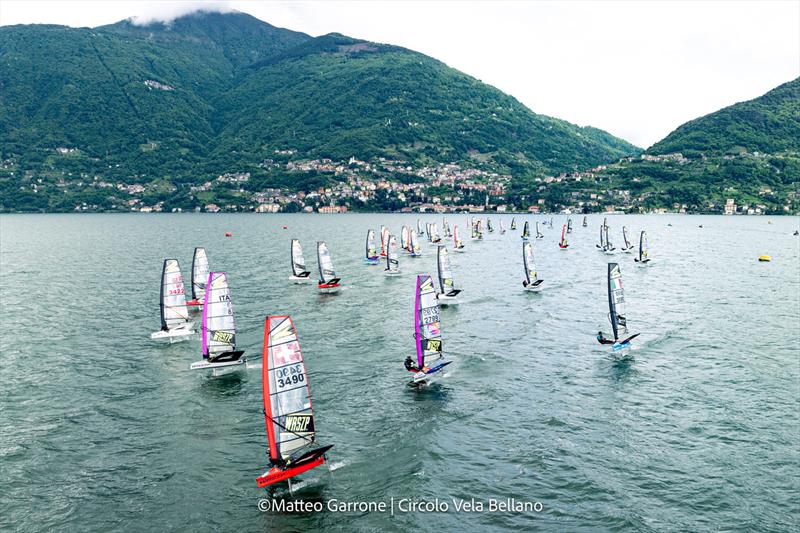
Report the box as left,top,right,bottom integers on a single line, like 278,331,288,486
284,414,315,434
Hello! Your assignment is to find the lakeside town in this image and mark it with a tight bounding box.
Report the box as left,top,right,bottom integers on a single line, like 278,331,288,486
3,149,798,215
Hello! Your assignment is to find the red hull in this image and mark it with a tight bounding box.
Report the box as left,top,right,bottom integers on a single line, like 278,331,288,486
186,299,202,307
317,283,340,290
256,456,326,488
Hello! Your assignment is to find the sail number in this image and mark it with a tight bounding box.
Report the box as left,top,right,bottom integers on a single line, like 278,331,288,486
168,288,184,295
276,364,305,389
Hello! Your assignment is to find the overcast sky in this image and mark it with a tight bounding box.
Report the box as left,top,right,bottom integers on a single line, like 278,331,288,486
2,0,798,148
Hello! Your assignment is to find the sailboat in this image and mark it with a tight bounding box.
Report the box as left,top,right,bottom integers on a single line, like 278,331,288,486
436,247,461,304
511,217,517,230
409,275,453,383
453,225,465,252
582,216,588,227
559,224,570,249
500,220,506,235
380,226,390,257
634,231,651,265
289,239,312,282
535,222,544,239
417,219,425,237
256,315,333,488
521,220,530,241
567,218,573,234
596,224,606,250
190,271,246,372
522,242,544,291
442,218,452,238
317,242,341,292
471,218,483,240
430,223,443,246
487,218,494,233
186,247,209,307
400,225,409,252
598,263,639,352
621,226,634,253
409,229,422,257
151,259,195,341
364,230,380,264
385,234,400,276
603,225,616,254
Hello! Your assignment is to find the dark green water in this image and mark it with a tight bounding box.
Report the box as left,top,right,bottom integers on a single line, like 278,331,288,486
1,214,798,532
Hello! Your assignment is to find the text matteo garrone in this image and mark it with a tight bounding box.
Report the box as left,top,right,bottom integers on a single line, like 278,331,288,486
257,497,543,514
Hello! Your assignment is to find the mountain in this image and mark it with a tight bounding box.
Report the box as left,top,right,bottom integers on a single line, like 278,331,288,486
0,10,639,212
648,77,800,156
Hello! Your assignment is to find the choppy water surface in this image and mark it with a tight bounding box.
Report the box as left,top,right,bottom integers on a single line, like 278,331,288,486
1,213,798,532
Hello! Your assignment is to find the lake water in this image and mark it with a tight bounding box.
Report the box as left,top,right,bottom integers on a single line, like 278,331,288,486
1,213,798,532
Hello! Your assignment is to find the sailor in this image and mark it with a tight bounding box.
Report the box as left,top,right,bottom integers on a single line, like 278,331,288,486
404,356,429,373
596,331,615,345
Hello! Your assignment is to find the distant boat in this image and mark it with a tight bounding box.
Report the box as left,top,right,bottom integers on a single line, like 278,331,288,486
621,226,634,253
442,218,452,238
190,271,246,373
186,247,209,307
634,231,650,265
535,221,544,239
317,241,341,292
603,225,616,254
408,274,452,383
567,218,573,234
511,217,517,230
598,263,639,352
582,216,587,227
385,234,400,275
521,220,530,241
500,220,506,234
522,242,543,291
151,259,195,341
453,225,465,252
289,239,312,282
409,229,422,257
487,218,494,233
380,226,390,257
417,219,425,237
364,230,380,265
559,224,569,249
400,225,409,253
436,246,461,304
429,223,443,245
471,218,483,240
256,315,333,489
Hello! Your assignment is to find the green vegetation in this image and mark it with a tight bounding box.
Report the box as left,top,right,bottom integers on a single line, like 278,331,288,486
0,11,639,212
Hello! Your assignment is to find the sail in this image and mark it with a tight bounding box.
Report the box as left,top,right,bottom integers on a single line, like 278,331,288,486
415,275,444,368
291,239,308,277
191,248,209,302
639,231,648,261
380,226,389,255
410,229,421,254
500,220,506,233
567,218,573,233
607,263,628,340
487,218,493,232
262,315,316,463
623,226,631,249
386,235,399,272
471,218,478,238
160,259,189,330
431,223,440,242
511,217,517,230
583,216,587,227
523,221,530,238
317,242,337,284
417,219,424,236
605,225,613,248
535,221,542,237
454,225,462,248
426,223,432,242
443,218,451,237
599,224,606,248
400,226,409,250
437,246,456,294
523,242,537,284
365,230,377,260
560,224,568,247
201,271,237,359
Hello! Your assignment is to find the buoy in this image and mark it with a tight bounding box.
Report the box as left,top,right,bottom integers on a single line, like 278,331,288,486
225,232,233,237
282,226,288,230
758,255,771,262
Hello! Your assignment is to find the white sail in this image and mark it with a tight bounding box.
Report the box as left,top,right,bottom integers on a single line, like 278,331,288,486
292,239,308,276
437,246,458,295
607,263,628,340
415,275,444,368
523,242,538,285
410,229,421,255
201,271,238,360
161,259,190,330
386,234,399,272
317,242,337,284
191,248,209,302
400,226,409,250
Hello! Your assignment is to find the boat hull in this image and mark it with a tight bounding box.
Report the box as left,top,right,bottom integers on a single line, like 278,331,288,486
151,324,195,341
256,446,333,488
289,275,312,283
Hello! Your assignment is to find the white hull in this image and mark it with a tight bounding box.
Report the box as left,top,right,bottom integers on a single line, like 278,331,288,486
289,275,312,283
436,293,459,305
384,270,401,276
523,281,544,292
190,358,246,374
151,323,195,342
454,247,466,253
635,260,651,267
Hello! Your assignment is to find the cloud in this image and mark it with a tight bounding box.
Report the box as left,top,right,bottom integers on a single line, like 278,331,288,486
128,1,236,26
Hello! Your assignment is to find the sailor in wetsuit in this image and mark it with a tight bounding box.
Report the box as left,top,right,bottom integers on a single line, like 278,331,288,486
596,331,615,345
404,356,429,374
